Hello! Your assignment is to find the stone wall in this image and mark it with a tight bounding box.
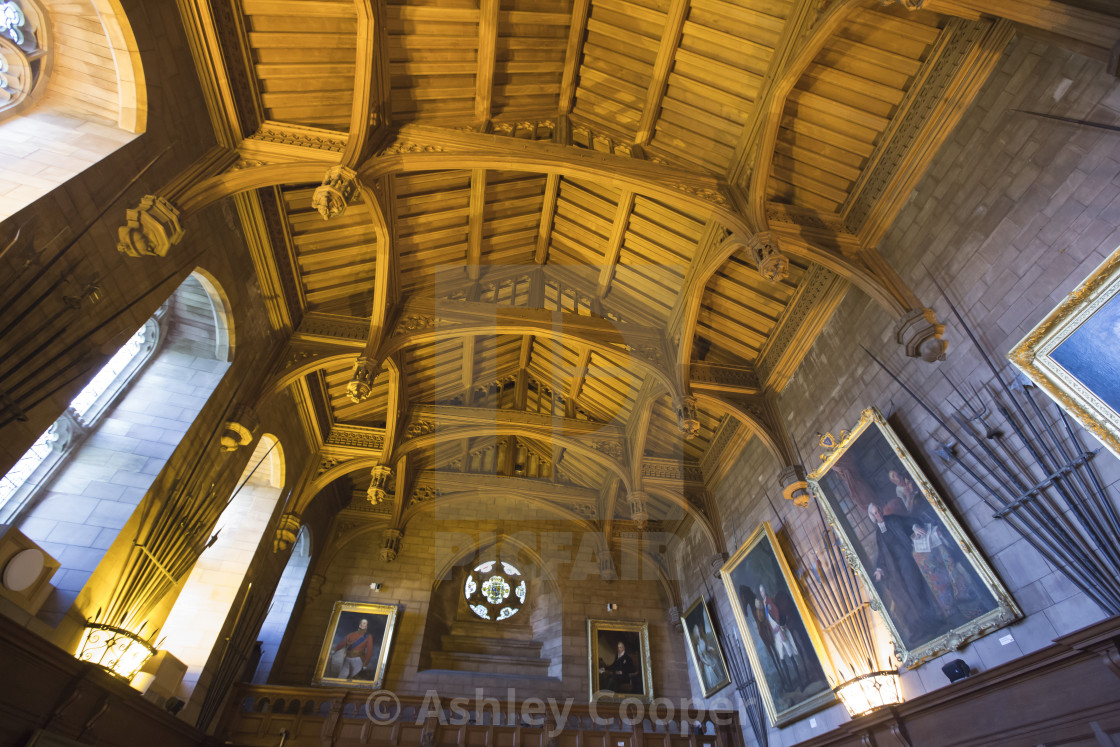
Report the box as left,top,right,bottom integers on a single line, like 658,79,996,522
671,35,1120,746
274,498,694,705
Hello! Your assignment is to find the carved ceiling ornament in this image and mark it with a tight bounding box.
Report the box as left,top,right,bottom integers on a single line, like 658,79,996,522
674,395,701,440
380,527,404,562
347,356,377,404
746,231,790,283
367,465,393,505
311,165,359,220
628,490,650,530
117,196,185,258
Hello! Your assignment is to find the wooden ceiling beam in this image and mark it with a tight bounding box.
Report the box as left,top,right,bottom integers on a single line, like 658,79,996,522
926,0,1120,54
634,0,691,145
594,191,635,299
565,346,593,418
559,0,592,114
475,0,500,125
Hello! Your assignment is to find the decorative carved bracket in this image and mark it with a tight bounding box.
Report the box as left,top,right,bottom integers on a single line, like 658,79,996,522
311,165,359,220
220,407,258,452
367,465,393,505
348,356,378,403
746,231,790,283
117,196,184,258
674,395,700,439
779,464,811,507
380,528,404,562
895,307,948,362
628,490,649,530
273,513,301,553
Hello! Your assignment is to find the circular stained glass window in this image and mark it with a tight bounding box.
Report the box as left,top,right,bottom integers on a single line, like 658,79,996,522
464,560,526,621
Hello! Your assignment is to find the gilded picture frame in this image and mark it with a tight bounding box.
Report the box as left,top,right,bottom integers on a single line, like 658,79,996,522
587,618,653,703
1009,248,1120,461
720,522,835,727
809,407,1019,668
312,601,399,688
682,597,731,697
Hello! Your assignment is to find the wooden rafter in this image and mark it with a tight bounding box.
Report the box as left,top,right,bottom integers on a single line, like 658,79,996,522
634,0,690,145
475,0,500,125
559,0,592,114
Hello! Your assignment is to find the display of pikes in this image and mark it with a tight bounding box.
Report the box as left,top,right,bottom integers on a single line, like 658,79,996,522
796,517,885,684
0,148,171,430
866,279,1120,617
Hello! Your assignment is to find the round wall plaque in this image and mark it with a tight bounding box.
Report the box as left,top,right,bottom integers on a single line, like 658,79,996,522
3,548,45,592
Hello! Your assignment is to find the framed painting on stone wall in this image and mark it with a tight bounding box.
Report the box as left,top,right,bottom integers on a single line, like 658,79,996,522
587,618,653,703
682,597,731,697
1009,247,1120,461
720,522,834,727
809,407,1019,667
313,601,399,688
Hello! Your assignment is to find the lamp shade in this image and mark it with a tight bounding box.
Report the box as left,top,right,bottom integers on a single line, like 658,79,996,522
833,670,902,718
76,621,157,681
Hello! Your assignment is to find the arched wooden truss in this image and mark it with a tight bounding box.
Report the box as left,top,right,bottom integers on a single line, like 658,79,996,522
123,0,1120,564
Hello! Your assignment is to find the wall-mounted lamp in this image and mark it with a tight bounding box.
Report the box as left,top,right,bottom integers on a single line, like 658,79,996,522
76,619,157,681
606,603,618,612
833,670,902,718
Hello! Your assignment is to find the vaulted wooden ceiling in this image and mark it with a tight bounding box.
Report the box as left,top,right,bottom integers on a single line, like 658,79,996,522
167,0,1116,548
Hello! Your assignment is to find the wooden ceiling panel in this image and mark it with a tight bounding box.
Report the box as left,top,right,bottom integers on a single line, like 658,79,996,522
576,350,639,424
325,360,389,425
572,0,664,139
492,0,570,118
695,248,805,363
547,178,621,267
387,0,479,122
481,171,548,267
242,0,357,130
404,338,468,403
282,184,378,316
395,170,473,292
767,3,945,213
648,0,790,173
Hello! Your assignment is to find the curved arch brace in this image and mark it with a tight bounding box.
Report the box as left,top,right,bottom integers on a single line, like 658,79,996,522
692,391,787,469
642,484,723,556
392,428,631,491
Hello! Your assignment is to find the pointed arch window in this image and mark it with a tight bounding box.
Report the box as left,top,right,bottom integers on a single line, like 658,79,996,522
0,308,163,522
0,0,47,118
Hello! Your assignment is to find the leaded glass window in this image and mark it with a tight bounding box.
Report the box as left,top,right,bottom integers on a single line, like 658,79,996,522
464,560,526,621
0,0,46,118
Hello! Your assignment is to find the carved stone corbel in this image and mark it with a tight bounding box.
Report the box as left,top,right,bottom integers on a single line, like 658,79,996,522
117,196,184,258
674,395,700,440
219,407,259,452
348,356,377,403
666,605,683,632
628,490,649,530
747,231,790,283
312,165,359,220
380,528,404,562
599,553,617,582
709,551,729,578
895,307,948,362
273,513,301,553
367,465,393,505
307,573,326,600
779,464,811,507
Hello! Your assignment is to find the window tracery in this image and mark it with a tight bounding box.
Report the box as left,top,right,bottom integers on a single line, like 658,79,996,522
463,560,526,621
0,313,162,520
0,0,45,118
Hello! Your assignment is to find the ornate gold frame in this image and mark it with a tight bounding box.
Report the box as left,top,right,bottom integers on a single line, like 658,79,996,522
587,618,653,703
312,600,399,689
809,407,1019,668
1009,248,1120,460
681,596,731,698
720,522,835,727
